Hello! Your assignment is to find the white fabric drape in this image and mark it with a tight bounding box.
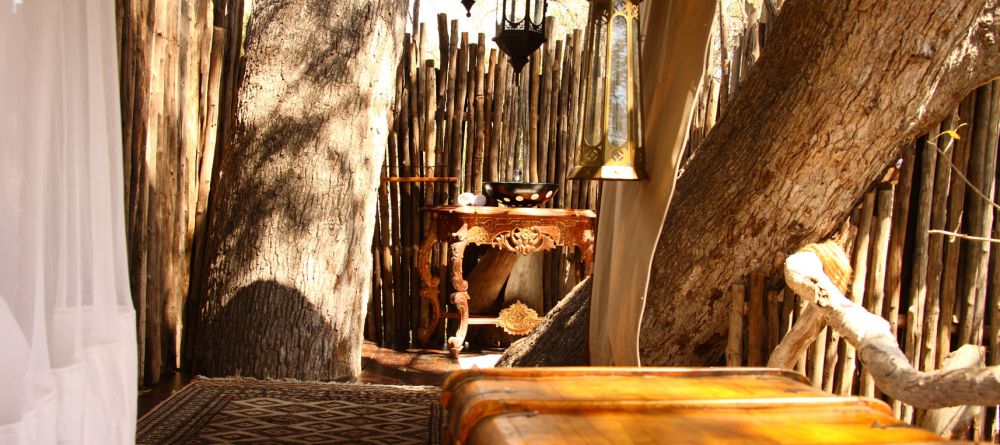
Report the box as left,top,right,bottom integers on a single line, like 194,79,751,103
1,0,137,443
589,0,716,366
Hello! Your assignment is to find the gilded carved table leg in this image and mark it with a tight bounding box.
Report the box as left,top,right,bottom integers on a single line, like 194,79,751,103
417,229,441,344
448,291,470,358
446,233,470,358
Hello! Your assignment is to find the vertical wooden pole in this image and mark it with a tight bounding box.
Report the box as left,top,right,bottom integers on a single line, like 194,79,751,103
795,294,808,375
885,152,912,418
556,35,573,210
461,43,474,191
839,191,875,395
988,85,1000,443
885,151,915,340
862,184,894,397
938,94,975,365
529,47,541,183
216,0,246,176
766,290,781,357
748,272,766,367
464,42,478,192
779,287,795,343
538,19,555,185
901,129,939,422
128,0,153,383
443,20,459,190
185,26,225,363
484,49,498,183
810,327,828,389
971,84,999,440
506,66,519,181
923,112,957,373
370,213,384,344
907,130,939,366
379,175,396,346
142,0,170,385
411,28,427,343
393,36,408,350
471,35,487,193
548,40,565,191
727,284,746,367
424,59,438,178
419,58,437,342
567,29,584,209
451,33,469,195
960,83,997,347
985,81,1000,374
494,52,509,182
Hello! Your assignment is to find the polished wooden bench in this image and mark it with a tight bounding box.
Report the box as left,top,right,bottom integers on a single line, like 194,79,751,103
442,367,965,444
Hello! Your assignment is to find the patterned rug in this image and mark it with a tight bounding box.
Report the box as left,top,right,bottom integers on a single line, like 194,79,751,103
137,378,444,444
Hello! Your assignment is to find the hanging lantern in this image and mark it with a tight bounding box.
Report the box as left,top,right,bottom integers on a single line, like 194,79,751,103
570,0,648,181
461,0,475,17
493,0,548,74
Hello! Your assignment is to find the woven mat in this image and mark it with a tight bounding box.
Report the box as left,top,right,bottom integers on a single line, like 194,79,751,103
137,378,444,444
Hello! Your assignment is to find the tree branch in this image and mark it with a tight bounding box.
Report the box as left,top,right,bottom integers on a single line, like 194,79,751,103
928,134,1000,214
777,249,1000,409
766,305,824,369
920,345,986,436
928,229,1000,243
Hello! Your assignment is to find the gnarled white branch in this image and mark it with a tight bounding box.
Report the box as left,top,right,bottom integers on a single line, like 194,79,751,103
776,251,1000,409
920,345,986,437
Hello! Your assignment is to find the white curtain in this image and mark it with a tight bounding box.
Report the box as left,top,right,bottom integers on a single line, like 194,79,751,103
1,0,138,443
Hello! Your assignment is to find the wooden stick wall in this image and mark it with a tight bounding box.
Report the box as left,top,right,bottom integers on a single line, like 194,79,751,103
702,1,1000,438
729,85,1000,438
117,0,245,386
368,14,595,350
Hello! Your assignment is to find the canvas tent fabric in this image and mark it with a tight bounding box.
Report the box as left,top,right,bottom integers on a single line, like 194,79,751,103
588,0,717,366
0,0,138,443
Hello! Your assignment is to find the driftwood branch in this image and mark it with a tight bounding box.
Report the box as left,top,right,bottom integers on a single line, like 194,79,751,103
767,305,824,369
920,345,986,436
774,249,1000,409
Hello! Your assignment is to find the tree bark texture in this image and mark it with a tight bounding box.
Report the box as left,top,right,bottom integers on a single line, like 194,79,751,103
185,0,407,381
640,0,1000,366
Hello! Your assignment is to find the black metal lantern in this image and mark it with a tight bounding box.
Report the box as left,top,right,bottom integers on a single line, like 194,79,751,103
461,0,475,17
494,0,548,74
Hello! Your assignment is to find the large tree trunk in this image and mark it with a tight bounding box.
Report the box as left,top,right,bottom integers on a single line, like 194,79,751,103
184,0,407,381
639,0,1000,365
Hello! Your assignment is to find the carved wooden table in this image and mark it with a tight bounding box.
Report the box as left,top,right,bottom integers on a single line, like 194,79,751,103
417,206,597,357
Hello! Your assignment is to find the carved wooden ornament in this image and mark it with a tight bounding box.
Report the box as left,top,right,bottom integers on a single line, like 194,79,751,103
497,301,542,336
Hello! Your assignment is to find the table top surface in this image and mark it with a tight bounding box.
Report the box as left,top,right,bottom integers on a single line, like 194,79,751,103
424,205,597,219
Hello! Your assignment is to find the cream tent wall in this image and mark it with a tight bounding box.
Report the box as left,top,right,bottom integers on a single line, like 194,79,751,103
589,0,717,366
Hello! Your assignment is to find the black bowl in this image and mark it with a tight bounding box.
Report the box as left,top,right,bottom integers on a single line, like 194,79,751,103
483,182,559,208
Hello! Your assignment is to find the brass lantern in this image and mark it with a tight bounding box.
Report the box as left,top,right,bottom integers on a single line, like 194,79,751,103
570,0,648,181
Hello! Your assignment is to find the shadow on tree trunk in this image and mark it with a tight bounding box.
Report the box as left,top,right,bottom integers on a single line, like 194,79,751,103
192,280,352,381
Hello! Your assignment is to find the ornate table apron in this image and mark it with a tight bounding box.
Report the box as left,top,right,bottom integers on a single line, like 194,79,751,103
417,206,597,357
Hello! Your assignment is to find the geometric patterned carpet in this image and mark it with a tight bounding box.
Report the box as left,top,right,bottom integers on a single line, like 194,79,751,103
137,377,444,444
